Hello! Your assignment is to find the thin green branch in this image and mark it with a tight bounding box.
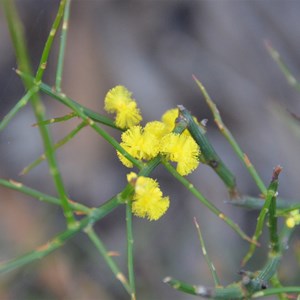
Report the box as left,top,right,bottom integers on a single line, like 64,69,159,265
242,167,281,266
55,0,71,92
162,159,254,244
35,0,66,82
32,112,76,127
193,76,268,196
0,87,38,131
265,41,300,93
126,199,136,300
194,218,220,286
85,226,132,295
0,178,91,214
21,121,87,175
252,287,300,298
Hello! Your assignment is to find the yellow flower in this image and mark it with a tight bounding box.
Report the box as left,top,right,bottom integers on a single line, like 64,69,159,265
117,125,160,167
104,85,142,129
160,133,200,176
286,210,300,228
127,172,170,221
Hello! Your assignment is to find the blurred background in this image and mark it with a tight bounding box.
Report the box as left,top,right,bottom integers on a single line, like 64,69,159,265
0,0,300,299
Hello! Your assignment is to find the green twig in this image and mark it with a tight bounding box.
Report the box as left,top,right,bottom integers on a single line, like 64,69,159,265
126,199,136,300
178,105,238,197
85,226,132,295
242,167,281,266
265,41,300,92
0,178,91,214
194,218,220,286
0,87,38,131
192,76,268,196
35,0,66,82
32,112,76,127
252,287,300,298
55,0,71,92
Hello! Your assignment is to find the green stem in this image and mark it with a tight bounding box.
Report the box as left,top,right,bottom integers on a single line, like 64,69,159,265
265,41,300,92
33,112,76,127
193,76,268,196
126,199,136,300
21,121,87,175
162,159,254,244
85,226,132,295
0,87,38,132
55,0,71,92
194,218,220,286
242,167,281,266
35,0,66,82
178,105,237,197
0,178,91,214
227,196,297,211
252,287,300,298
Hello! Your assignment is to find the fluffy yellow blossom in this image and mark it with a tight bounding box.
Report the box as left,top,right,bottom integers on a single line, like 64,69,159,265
160,133,200,176
104,85,142,129
117,125,160,167
127,172,170,221
286,210,300,228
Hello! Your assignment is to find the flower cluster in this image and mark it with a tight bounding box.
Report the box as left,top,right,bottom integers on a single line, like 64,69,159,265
104,85,201,220
127,172,170,221
104,85,142,129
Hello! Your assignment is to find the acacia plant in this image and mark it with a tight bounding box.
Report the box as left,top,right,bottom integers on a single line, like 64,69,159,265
1,1,300,299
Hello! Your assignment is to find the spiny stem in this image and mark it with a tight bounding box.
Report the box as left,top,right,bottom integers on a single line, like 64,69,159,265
194,218,220,286
126,199,136,300
85,226,132,295
21,121,87,175
162,159,255,244
4,0,76,227
0,87,38,131
193,75,268,196
55,0,71,92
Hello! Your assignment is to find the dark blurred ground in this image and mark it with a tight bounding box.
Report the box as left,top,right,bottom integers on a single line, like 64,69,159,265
0,1,300,299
